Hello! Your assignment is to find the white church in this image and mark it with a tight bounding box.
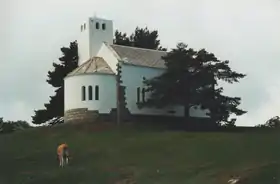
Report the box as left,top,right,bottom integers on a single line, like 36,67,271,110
63,16,209,123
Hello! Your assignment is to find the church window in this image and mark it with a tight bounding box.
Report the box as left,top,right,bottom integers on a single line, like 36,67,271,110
84,23,86,30
137,87,140,103
88,86,93,100
82,86,86,101
141,88,145,102
102,23,106,30
81,25,83,31
96,22,100,29
95,85,99,100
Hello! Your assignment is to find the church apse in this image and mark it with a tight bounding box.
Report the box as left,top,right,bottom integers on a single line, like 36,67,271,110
64,57,117,124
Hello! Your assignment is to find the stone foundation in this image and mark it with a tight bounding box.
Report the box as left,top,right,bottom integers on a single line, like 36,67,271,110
64,108,99,124
64,108,124,124
64,108,215,131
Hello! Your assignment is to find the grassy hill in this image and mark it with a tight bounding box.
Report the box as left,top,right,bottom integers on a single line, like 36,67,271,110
1,122,280,184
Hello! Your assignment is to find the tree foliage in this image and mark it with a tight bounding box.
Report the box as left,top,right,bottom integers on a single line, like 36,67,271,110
31,41,78,124
256,116,280,128
140,43,247,124
114,27,166,51
0,118,31,134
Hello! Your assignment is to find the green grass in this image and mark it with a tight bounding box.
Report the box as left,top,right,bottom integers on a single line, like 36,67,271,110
1,123,280,184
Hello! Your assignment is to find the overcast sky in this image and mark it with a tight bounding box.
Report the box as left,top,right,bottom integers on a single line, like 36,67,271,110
0,0,279,126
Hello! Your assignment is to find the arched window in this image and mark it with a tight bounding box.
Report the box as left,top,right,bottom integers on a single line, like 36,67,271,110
88,86,93,100
81,86,86,101
95,85,99,100
84,23,86,30
102,23,106,30
96,22,100,29
141,88,145,102
81,25,83,32
137,87,140,103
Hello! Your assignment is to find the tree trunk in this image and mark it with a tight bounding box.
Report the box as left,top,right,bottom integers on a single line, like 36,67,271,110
184,104,190,123
183,83,191,124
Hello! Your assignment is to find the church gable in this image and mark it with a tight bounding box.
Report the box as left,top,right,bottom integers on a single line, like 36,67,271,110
66,56,114,77
96,43,120,73
108,44,167,69
97,42,168,73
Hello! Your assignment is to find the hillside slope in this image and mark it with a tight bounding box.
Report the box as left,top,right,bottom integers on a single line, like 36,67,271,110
1,123,280,184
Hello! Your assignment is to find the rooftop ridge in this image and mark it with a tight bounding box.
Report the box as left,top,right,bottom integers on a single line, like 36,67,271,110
111,44,167,53
66,56,114,77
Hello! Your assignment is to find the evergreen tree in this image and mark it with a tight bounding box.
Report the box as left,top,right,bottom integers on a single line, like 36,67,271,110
32,41,78,124
114,30,131,47
140,43,246,124
114,27,166,50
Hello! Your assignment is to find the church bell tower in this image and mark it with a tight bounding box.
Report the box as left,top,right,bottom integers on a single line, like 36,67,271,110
77,16,113,65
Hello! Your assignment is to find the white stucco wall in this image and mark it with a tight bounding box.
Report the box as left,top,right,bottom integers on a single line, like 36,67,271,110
121,64,184,117
189,105,210,118
121,64,210,118
77,17,113,66
89,18,113,58
97,43,118,74
64,74,117,113
77,20,90,65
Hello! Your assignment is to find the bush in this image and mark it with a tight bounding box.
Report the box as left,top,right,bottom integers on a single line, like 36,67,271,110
256,116,280,128
0,117,31,134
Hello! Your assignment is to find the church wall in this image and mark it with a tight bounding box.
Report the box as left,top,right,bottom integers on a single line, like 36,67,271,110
121,64,184,117
97,43,118,74
121,64,210,118
190,105,210,118
64,74,117,113
77,19,90,65
89,18,113,58
77,17,114,66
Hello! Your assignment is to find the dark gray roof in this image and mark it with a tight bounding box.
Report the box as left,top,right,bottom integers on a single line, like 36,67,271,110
67,57,114,77
109,44,167,69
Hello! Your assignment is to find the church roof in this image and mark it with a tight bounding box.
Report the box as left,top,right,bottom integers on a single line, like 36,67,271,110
67,56,114,77
109,44,167,69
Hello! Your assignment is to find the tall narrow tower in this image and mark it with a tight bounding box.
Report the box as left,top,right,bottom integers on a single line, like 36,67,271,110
77,16,113,65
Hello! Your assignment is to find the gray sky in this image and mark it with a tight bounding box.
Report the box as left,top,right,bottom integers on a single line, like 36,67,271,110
0,0,279,126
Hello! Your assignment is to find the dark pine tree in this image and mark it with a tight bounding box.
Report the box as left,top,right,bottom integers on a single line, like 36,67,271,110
140,43,247,125
114,30,131,47
194,48,247,126
31,41,78,124
114,27,167,50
